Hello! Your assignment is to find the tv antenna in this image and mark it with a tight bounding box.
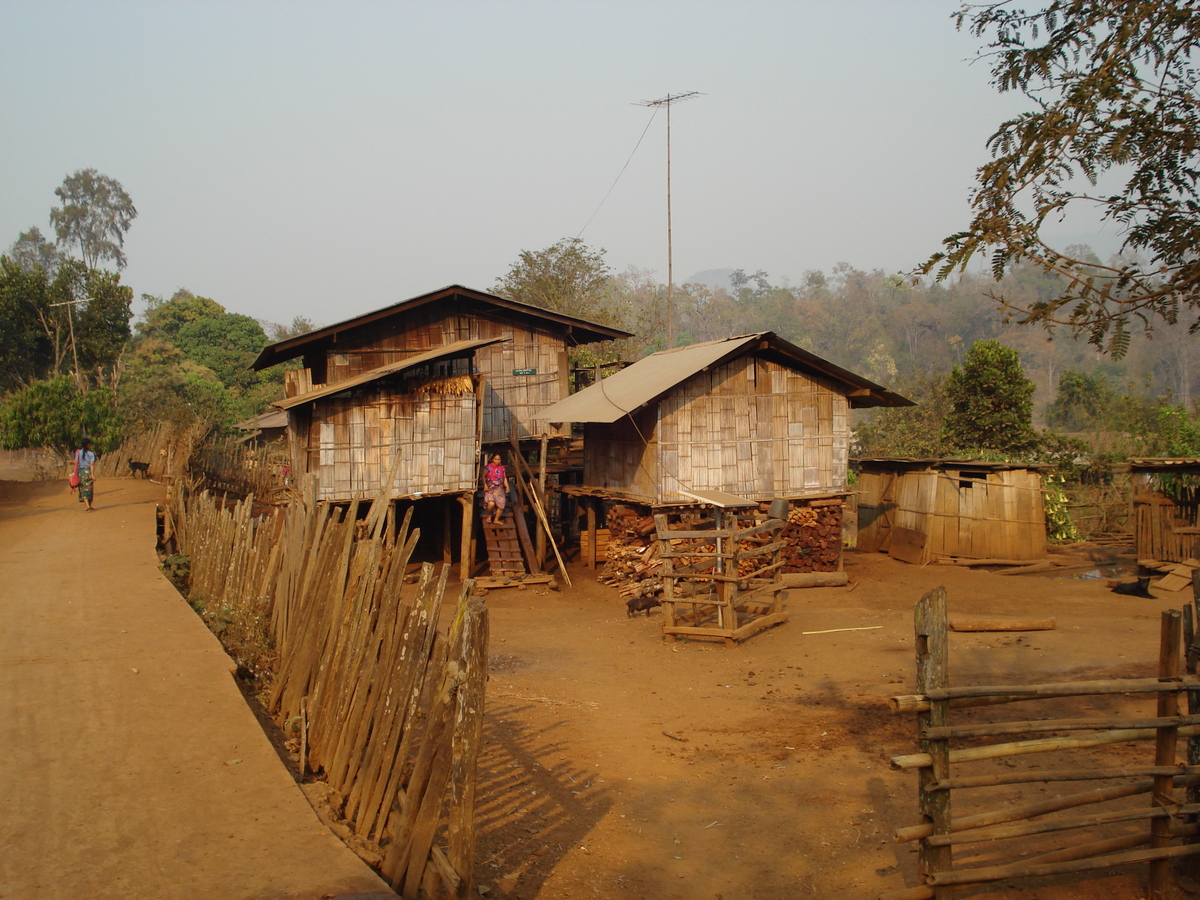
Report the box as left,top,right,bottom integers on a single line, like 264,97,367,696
637,91,701,349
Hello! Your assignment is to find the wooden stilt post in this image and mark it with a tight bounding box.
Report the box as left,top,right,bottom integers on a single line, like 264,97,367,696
458,493,473,584
586,497,597,570
536,435,549,568
1150,608,1183,899
915,586,952,897
443,498,453,566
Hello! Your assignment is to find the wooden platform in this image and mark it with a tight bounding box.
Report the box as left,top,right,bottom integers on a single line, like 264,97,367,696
474,573,558,592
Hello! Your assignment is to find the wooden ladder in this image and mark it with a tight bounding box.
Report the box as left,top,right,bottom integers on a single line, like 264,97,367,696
483,510,526,576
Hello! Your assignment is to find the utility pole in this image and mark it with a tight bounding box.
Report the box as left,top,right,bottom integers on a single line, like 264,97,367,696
638,91,700,349
49,296,91,392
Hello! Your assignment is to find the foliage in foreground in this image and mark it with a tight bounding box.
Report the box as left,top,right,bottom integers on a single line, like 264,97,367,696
922,1,1200,355
0,376,121,456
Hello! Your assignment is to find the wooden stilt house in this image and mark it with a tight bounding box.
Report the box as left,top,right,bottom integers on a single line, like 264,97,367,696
1129,458,1200,564
540,331,912,564
254,285,629,579
855,458,1048,564
539,332,912,506
539,332,910,644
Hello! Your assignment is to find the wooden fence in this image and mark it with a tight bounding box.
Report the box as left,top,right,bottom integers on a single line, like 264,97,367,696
883,587,1200,899
166,475,488,898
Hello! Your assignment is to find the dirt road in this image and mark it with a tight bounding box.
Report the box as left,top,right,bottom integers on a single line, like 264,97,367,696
0,478,390,900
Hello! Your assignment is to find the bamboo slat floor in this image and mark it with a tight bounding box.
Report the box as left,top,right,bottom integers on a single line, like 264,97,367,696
0,479,390,900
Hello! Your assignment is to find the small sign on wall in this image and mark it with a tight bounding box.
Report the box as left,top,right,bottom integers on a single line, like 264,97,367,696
512,368,537,376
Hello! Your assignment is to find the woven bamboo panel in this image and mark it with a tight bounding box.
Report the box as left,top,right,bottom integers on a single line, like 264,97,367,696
306,385,479,502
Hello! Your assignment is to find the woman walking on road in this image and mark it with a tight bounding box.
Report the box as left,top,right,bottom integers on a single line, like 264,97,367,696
74,438,97,511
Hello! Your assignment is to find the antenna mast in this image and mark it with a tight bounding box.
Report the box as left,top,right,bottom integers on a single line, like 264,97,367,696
638,91,700,349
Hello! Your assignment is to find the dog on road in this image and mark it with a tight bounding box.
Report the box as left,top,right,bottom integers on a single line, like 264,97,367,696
128,460,150,478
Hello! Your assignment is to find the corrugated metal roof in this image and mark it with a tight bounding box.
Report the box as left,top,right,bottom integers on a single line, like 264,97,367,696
252,284,632,370
539,332,913,423
539,335,757,423
273,336,505,410
234,409,288,431
1130,458,1200,469
856,457,1053,472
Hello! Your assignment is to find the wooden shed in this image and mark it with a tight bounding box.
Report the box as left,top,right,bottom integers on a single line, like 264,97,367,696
539,332,912,507
1129,458,1200,564
252,284,631,447
855,458,1048,564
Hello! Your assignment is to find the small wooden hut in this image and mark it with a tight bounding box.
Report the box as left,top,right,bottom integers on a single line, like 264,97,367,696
855,458,1048,564
1129,458,1200,564
539,332,912,575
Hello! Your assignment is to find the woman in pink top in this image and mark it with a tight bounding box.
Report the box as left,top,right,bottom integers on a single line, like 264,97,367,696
483,454,507,524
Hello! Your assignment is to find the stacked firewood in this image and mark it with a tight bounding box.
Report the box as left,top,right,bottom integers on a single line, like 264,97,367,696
598,505,664,598
780,498,843,573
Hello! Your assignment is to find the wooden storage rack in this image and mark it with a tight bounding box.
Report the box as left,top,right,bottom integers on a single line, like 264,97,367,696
654,492,788,647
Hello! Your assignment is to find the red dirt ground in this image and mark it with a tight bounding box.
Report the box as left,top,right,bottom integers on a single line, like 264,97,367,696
6,471,1199,899
472,546,1200,900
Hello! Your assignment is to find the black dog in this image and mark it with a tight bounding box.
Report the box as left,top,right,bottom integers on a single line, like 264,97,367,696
626,596,662,617
1111,576,1154,598
128,460,150,478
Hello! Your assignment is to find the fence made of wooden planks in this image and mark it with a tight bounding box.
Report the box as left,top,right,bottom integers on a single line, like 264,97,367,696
168,476,488,897
882,587,1200,899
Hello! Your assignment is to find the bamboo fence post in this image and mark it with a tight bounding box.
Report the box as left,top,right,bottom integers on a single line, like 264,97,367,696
1150,608,1183,899
914,586,952,896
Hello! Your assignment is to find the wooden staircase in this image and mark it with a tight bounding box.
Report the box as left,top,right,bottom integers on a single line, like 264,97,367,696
482,511,526,577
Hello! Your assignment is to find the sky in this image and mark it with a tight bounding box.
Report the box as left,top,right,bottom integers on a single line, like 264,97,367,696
0,0,1117,328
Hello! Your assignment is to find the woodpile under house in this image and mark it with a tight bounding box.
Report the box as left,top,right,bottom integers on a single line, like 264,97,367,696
855,458,1049,564
539,332,911,629
251,285,630,579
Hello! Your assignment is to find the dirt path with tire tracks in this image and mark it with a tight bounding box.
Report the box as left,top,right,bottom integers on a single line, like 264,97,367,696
0,478,391,900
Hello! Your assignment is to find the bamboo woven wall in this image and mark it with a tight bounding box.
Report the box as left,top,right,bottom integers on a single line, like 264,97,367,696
297,381,479,503
305,303,569,442
583,355,850,505
857,465,1046,562
1132,482,1200,563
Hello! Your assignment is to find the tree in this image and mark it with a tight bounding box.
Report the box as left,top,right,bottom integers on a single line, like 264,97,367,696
943,340,1037,453
1046,370,1115,431
174,313,269,393
853,371,954,458
494,238,614,321
0,257,55,390
136,289,225,343
922,1,1200,356
8,227,63,276
0,376,121,455
50,169,137,270
267,315,319,342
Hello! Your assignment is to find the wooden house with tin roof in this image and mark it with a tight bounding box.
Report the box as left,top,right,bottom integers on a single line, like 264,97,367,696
538,332,912,571
539,332,911,507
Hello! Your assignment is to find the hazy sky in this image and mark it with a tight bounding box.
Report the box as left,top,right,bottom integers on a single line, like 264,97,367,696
1,1,1111,327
